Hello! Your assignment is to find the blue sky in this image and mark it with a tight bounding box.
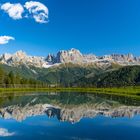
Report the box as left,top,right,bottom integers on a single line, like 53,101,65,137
0,0,140,56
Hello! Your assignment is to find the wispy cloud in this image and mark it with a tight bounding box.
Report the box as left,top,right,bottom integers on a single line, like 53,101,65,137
1,1,49,24
1,2,24,20
0,128,15,137
0,36,15,45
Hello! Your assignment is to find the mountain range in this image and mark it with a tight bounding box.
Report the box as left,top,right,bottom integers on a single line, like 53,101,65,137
0,48,140,87
0,48,140,68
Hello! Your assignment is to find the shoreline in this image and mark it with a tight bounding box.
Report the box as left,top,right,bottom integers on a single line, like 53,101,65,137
0,87,139,99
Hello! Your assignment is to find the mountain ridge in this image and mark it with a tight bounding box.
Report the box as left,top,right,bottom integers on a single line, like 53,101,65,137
0,48,140,69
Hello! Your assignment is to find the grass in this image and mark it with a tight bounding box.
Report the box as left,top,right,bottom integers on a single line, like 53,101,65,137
0,86,140,102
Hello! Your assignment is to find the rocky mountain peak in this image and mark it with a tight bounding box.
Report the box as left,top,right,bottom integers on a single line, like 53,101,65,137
56,48,83,63
1,53,12,61
14,50,27,59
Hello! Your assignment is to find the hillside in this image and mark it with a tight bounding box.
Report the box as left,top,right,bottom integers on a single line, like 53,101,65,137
37,63,102,86
74,66,140,87
0,66,45,88
1,62,140,88
0,63,102,87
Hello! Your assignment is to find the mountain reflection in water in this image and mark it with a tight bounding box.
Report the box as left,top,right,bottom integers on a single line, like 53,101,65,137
0,92,140,123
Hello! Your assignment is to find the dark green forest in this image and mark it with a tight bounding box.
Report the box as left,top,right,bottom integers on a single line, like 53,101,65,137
74,66,140,87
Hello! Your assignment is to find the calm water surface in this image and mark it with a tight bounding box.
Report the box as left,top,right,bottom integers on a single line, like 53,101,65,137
0,92,140,140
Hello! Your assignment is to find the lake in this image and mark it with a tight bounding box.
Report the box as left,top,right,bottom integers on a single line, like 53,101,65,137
0,92,140,140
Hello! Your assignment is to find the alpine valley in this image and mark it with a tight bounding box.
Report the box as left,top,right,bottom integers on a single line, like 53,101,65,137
0,48,140,87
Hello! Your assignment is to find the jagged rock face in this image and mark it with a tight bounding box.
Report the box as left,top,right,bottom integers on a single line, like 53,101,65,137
45,54,55,64
55,48,83,63
83,54,97,63
110,54,137,63
0,48,140,68
0,50,49,68
1,53,12,61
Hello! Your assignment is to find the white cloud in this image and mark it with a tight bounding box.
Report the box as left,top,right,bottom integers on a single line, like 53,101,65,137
24,1,49,23
0,128,15,137
1,1,49,24
1,2,24,20
0,36,15,45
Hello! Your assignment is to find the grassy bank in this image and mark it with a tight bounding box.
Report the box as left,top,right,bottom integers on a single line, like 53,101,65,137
0,86,140,96
0,86,139,93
